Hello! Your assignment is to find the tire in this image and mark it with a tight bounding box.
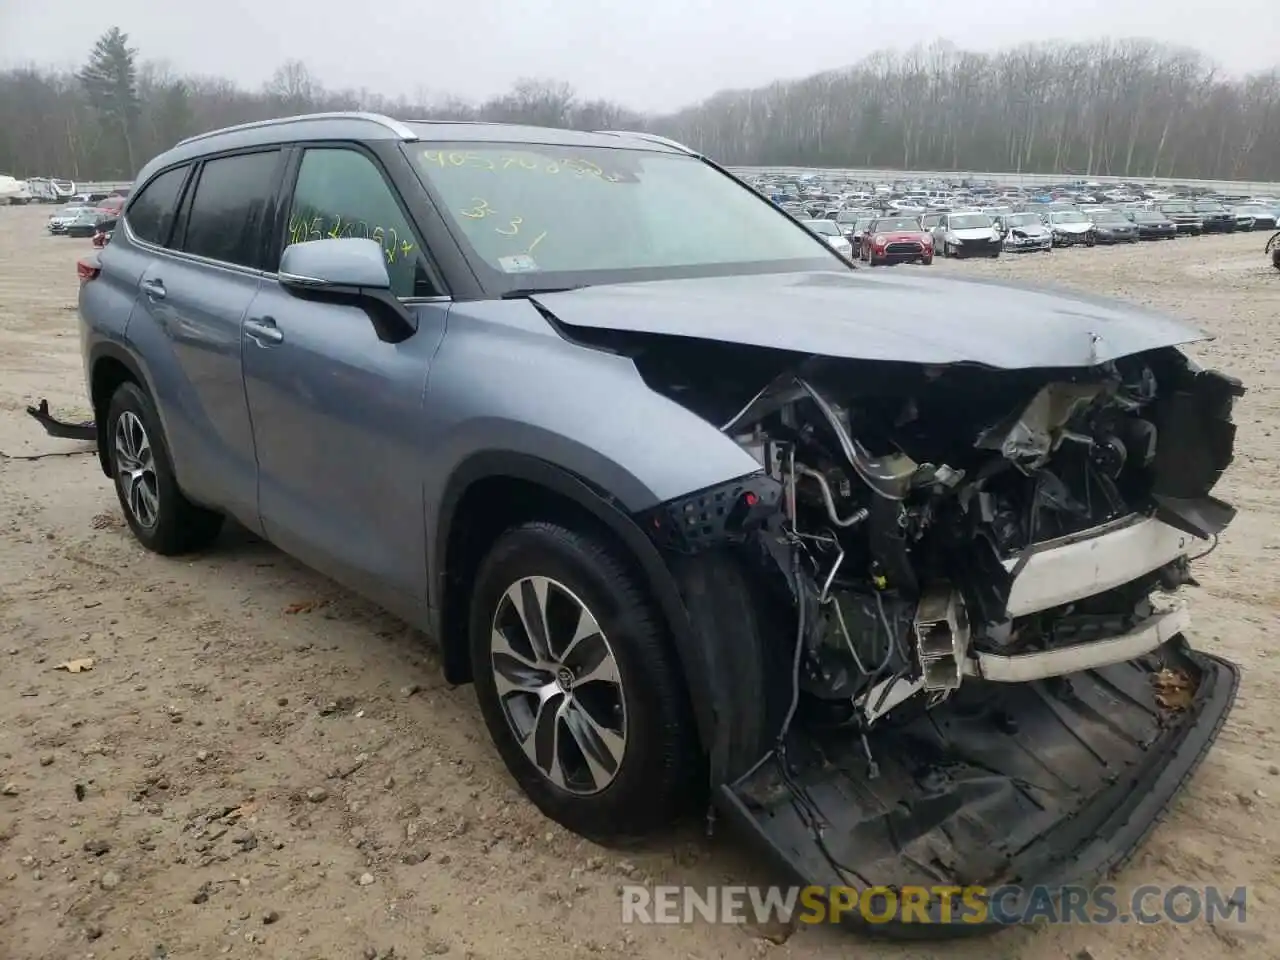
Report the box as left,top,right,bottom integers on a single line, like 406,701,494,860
921,254,933,265
468,521,698,840
105,381,224,555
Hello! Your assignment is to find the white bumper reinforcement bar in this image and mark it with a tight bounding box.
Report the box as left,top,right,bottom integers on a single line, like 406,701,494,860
1003,516,1203,618
860,603,1191,722
964,603,1190,683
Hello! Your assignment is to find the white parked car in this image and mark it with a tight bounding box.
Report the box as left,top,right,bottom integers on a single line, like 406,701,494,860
1047,210,1096,247
933,211,1002,258
802,219,853,258
1000,212,1053,252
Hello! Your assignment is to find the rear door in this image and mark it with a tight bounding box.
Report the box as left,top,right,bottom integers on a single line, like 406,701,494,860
131,148,286,528
241,143,450,608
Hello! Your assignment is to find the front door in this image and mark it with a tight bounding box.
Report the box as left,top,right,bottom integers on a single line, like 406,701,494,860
242,145,449,607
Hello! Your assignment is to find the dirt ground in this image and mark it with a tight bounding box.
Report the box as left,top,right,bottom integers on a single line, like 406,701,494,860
1,203,1277,960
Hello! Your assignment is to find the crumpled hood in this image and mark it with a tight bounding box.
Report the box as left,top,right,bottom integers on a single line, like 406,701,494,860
533,269,1207,369
946,227,998,240
1052,221,1093,233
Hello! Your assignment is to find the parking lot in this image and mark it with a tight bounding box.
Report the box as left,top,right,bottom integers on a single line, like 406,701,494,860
1,201,1277,960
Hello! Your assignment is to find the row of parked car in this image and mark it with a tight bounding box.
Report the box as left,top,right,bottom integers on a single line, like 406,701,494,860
44,195,123,247
801,200,1278,266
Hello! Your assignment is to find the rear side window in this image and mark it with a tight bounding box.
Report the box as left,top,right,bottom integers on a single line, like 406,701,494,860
125,166,188,246
181,151,281,269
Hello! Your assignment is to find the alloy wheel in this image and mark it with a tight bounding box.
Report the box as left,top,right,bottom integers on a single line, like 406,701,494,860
114,411,160,529
489,576,627,795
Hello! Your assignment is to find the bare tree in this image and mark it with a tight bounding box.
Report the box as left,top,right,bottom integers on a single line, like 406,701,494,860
1,34,1277,182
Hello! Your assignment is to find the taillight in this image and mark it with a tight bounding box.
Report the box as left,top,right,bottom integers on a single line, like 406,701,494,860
77,258,101,284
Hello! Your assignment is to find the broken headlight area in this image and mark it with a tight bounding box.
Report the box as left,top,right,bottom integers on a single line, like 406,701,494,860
639,344,1243,932
685,347,1243,727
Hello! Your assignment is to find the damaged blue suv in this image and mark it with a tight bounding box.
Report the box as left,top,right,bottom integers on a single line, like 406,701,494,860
77,112,1243,935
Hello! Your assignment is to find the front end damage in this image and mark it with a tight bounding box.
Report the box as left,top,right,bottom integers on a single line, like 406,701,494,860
636,342,1242,935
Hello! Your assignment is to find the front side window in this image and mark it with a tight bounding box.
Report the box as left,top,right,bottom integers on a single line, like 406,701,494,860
408,143,834,292
182,151,280,268
125,165,188,246
285,148,436,298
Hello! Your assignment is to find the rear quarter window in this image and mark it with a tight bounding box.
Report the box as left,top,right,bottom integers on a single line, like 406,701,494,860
125,165,189,246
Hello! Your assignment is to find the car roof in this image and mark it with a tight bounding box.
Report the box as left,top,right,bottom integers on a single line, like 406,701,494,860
136,112,691,184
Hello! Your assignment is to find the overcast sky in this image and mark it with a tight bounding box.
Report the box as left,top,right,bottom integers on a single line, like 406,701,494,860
1,0,1276,113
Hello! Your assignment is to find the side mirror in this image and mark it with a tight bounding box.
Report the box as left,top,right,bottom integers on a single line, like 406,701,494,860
279,238,414,344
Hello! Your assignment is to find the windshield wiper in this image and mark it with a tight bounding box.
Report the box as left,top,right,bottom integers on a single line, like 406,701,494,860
500,285,590,300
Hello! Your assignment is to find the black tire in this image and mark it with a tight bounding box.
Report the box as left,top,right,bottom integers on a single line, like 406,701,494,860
468,521,699,840
105,381,223,555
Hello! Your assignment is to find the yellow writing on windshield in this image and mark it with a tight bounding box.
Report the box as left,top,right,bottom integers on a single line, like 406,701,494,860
421,151,621,181
455,198,546,255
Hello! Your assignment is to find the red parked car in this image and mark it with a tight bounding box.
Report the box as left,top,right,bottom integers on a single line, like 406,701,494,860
92,195,125,218
91,217,116,248
859,215,934,266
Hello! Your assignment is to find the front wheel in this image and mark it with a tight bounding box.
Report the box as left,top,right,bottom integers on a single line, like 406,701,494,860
468,521,699,840
105,382,223,555
921,254,934,265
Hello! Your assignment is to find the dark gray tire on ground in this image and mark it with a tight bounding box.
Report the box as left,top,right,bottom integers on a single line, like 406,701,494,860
468,521,700,840
105,381,223,555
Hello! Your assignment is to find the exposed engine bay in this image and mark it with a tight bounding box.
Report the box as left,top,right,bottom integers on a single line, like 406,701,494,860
630,338,1243,743
538,281,1246,931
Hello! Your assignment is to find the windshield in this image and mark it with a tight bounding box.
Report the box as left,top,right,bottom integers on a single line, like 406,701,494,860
1005,213,1042,227
409,143,836,289
1192,201,1223,211
1132,212,1162,222
947,214,992,229
1093,213,1129,224
871,217,921,231
1051,212,1088,224
803,220,839,236
1162,202,1192,213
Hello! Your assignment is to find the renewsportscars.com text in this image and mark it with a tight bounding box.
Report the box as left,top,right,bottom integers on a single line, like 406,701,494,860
620,883,1248,926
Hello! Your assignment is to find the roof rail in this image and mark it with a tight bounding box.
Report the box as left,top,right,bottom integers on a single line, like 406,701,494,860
596,130,697,155
176,112,417,147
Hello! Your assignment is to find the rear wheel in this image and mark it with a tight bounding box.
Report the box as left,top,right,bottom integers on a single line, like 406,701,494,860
469,521,698,840
105,382,223,555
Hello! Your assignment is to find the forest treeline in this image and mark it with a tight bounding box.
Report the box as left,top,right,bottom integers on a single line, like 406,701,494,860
2,29,1278,182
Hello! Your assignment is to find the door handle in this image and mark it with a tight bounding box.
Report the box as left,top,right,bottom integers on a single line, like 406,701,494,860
244,316,284,346
141,278,166,300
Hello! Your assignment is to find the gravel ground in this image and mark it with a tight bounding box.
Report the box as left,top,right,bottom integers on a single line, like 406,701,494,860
1,204,1277,960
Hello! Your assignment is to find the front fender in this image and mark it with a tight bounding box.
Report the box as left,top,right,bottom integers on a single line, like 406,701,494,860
420,298,761,545
420,299,765,756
